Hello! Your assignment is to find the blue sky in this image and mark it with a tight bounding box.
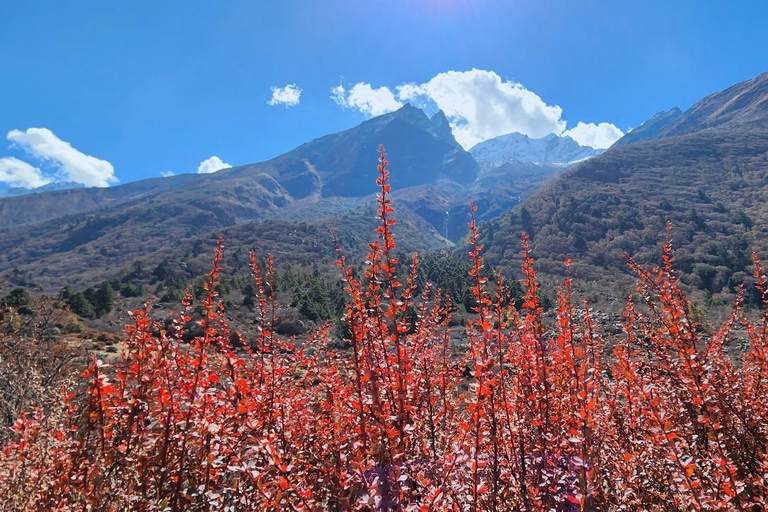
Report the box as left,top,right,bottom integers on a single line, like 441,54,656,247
1,0,767,187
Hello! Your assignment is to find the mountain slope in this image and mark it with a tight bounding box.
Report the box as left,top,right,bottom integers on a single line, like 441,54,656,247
612,107,682,147
223,105,477,198
0,105,478,232
660,70,768,136
0,106,483,290
613,70,768,149
0,174,202,230
0,181,86,198
483,70,768,305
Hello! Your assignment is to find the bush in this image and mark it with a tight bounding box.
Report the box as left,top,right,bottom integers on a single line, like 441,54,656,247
0,297,82,444
1,147,768,510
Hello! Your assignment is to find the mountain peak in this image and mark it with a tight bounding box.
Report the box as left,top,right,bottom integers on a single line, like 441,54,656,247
660,70,768,136
615,70,768,148
469,132,602,167
397,102,422,111
430,109,449,125
429,110,453,140
390,103,429,122
0,181,86,198
612,107,683,147
657,106,682,118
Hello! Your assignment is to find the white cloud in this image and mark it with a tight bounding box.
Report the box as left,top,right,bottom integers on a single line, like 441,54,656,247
0,157,51,188
331,82,403,117
396,69,567,149
7,128,117,187
268,83,302,107
395,83,425,103
333,69,623,150
562,122,624,149
197,155,232,174
160,170,175,177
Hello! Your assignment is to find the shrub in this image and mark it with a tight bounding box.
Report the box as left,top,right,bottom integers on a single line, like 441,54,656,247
0,297,82,444
1,147,768,510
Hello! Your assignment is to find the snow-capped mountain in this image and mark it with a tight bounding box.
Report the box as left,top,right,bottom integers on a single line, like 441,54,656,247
469,132,603,169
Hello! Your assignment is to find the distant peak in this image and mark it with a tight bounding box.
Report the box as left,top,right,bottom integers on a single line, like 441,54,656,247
394,103,424,114
655,70,768,138
388,103,429,123
429,109,454,140
612,106,684,147
430,109,448,122
650,107,682,120
0,180,87,198
470,131,602,165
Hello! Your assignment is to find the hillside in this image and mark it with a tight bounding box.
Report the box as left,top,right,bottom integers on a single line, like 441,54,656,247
484,70,768,306
660,70,768,136
225,105,478,198
611,107,682,147
0,106,475,230
0,181,85,199
1,104,568,291
613,71,768,149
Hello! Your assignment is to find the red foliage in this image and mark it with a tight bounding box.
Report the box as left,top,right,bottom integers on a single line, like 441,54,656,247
2,147,768,510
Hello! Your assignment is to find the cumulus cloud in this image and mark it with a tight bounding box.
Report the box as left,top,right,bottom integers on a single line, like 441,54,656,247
0,157,51,188
330,82,403,117
197,155,232,174
160,170,175,177
332,69,624,150
268,83,302,107
396,69,567,149
7,128,117,187
562,122,624,149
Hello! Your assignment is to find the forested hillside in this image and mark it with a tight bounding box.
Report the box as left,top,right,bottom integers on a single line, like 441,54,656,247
484,71,768,307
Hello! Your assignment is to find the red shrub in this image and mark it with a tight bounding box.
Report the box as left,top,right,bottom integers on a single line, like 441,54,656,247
1,147,767,510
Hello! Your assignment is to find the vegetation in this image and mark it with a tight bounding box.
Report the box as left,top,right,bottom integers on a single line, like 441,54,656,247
59,282,115,319
2,147,768,510
484,128,768,309
0,295,84,444
0,105,476,294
